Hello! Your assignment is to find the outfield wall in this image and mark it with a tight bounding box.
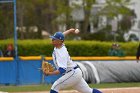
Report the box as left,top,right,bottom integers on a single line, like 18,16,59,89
0,56,139,85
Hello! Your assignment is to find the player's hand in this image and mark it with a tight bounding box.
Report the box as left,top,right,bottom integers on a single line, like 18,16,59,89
43,68,51,75
63,28,80,36
68,28,75,33
68,28,80,34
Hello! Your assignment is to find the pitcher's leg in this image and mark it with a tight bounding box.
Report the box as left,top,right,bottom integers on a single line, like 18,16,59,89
51,70,81,92
74,78,102,93
74,78,92,93
92,88,102,93
50,89,58,93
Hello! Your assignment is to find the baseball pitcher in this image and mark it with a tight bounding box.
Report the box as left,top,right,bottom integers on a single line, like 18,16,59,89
43,28,102,93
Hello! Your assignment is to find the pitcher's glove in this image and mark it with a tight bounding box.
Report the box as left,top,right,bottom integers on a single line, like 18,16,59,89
42,61,55,74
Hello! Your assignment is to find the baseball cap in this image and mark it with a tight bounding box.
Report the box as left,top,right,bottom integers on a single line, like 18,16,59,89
50,32,64,40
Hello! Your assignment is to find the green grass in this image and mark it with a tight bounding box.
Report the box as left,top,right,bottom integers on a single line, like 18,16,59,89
1,82,140,92
0,84,51,92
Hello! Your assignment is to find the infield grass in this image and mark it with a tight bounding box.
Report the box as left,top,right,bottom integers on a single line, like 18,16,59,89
0,82,140,92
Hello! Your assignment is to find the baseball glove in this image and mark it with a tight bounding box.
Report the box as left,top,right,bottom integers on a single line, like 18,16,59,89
42,61,55,73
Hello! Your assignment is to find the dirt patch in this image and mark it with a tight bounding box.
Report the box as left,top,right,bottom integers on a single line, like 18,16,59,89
101,87,140,93
9,87,140,93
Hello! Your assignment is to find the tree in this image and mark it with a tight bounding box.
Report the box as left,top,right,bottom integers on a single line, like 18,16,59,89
97,0,136,41
17,0,72,38
72,0,96,33
0,3,14,39
1,0,135,41
81,0,96,33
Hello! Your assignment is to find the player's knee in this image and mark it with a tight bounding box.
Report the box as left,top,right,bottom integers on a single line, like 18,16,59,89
92,89,102,93
50,89,58,93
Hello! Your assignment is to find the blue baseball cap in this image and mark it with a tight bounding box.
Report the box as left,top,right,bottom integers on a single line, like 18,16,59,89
50,32,64,40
